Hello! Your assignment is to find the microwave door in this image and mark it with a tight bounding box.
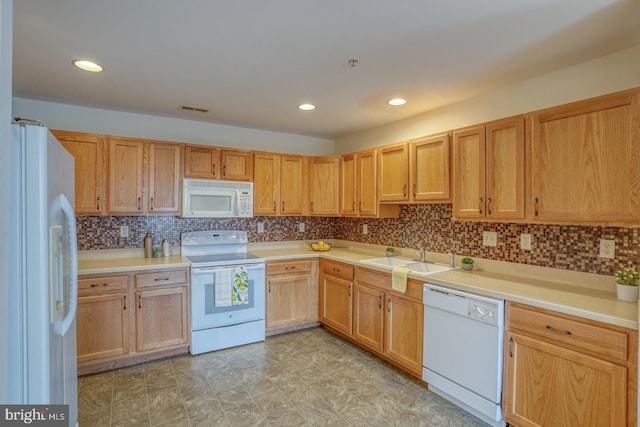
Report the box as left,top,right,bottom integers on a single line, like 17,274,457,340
188,190,237,217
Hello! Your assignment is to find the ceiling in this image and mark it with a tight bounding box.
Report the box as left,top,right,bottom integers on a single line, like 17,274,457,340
13,0,640,139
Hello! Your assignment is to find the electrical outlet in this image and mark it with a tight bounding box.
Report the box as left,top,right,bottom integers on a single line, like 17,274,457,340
363,224,368,235
298,222,305,232
520,233,532,250
119,226,129,238
482,231,497,247
257,222,264,233
599,239,615,259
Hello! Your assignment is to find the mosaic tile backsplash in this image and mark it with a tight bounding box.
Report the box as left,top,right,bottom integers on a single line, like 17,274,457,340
77,204,639,277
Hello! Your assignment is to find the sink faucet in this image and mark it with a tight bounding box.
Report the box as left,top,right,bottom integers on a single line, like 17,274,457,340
448,251,455,267
411,246,425,263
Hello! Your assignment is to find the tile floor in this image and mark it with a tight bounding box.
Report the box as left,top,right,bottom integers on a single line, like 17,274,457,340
78,327,490,426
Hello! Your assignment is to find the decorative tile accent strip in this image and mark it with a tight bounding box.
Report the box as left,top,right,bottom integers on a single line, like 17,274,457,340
76,204,639,277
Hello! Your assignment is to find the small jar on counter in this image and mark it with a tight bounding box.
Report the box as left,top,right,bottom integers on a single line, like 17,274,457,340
162,240,170,257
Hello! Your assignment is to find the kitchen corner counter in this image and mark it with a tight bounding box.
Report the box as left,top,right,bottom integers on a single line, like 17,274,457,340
78,255,190,275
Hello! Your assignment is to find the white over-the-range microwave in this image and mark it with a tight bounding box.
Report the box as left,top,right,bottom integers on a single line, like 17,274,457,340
182,179,253,218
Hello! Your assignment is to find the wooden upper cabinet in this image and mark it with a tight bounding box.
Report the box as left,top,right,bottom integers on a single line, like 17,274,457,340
453,117,525,220
309,156,340,216
148,143,181,214
411,134,450,202
108,137,145,214
53,130,106,215
530,89,640,224
108,137,181,215
358,149,379,216
184,145,220,179
253,152,307,216
339,154,357,215
220,149,253,181
378,134,451,203
379,143,410,202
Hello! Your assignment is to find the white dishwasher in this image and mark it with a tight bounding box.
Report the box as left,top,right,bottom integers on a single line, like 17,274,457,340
422,283,505,427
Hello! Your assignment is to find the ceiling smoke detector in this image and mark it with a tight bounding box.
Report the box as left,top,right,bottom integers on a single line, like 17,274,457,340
180,105,209,113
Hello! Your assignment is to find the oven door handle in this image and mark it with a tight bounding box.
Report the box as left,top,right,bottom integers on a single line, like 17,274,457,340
191,264,265,275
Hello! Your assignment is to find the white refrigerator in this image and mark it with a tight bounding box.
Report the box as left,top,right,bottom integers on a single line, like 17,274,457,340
7,121,78,426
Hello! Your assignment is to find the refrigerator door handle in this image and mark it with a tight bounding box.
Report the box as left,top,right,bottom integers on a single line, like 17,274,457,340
58,194,77,336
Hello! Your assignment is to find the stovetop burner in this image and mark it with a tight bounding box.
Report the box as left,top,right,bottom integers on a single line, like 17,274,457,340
181,230,265,267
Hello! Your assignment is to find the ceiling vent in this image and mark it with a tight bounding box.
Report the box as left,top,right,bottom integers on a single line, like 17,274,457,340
180,105,209,113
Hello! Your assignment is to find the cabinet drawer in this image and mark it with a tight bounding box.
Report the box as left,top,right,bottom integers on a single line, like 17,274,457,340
355,267,389,288
78,275,129,296
135,269,188,288
508,303,628,361
267,260,313,275
321,260,354,281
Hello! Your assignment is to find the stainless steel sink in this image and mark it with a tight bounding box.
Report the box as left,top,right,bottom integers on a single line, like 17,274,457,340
360,257,415,267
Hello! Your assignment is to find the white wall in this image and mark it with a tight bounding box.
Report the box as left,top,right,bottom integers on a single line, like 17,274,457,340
0,0,12,403
12,98,335,156
335,45,640,154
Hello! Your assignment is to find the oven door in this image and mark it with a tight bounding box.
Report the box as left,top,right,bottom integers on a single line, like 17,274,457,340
190,263,265,330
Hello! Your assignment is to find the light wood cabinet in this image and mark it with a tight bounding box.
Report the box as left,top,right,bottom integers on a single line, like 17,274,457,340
77,267,190,375
253,152,308,215
309,156,340,215
135,286,188,352
265,259,318,333
452,116,525,220
504,302,637,427
184,145,253,181
319,260,354,336
53,130,106,215
384,291,423,374
378,134,451,203
107,136,181,215
353,281,385,352
77,275,130,364
340,149,399,218
530,89,640,224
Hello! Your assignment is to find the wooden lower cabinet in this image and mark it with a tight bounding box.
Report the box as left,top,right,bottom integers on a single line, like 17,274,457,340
265,259,318,334
504,302,637,427
319,261,423,377
77,268,190,375
136,286,188,352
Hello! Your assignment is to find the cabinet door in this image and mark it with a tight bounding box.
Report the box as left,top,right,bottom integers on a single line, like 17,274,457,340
253,153,280,215
411,134,450,202
77,293,130,363
108,137,145,214
319,274,353,336
357,149,378,216
378,143,409,202
280,155,306,215
452,126,486,219
148,143,181,214
184,145,220,179
485,117,525,219
353,283,384,353
266,273,312,330
136,287,188,352
53,130,106,215
340,154,357,216
530,90,640,223
504,332,627,427
221,149,253,181
385,293,423,375
310,156,339,215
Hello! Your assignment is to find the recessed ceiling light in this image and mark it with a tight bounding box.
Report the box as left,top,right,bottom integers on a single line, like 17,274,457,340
388,98,407,106
73,60,103,73
298,103,316,111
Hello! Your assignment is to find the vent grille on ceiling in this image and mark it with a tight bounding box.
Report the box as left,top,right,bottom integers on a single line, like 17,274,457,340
180,105,209,113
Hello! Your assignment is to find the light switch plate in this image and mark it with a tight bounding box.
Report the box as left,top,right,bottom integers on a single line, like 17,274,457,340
482,231,497,247
119,225,129,238
298,222,305,232
363,224,368,235
257,222,264,233
520,233,532,250
599,239,615,259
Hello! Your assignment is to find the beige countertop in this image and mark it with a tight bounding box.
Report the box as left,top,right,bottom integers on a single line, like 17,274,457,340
78,241,638,330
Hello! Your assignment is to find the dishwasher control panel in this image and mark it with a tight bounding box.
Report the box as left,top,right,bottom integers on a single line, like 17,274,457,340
468,302,499,325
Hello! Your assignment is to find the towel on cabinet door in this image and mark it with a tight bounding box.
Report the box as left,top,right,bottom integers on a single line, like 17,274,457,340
391,267,411,293
232,266,249,305
214,268,233,307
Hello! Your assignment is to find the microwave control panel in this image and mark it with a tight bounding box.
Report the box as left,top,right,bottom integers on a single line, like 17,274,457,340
238,191,253,217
